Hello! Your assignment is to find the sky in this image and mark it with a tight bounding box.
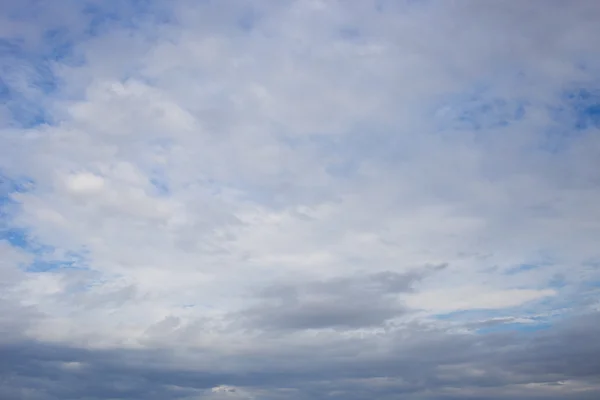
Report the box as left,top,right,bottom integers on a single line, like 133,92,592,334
1,0,600,399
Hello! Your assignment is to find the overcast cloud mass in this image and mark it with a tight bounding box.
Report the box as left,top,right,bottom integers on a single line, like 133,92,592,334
1,1,600,399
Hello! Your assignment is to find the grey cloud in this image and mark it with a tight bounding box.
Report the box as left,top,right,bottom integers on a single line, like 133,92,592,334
237,270,430,330
0,342,226,400
1,312,600,399
243,296,400,330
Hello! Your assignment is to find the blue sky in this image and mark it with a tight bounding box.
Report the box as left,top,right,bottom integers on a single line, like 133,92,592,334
1,1,600,399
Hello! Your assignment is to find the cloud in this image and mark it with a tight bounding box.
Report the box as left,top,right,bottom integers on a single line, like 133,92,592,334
238,270,427,331
206,385,255,400
1,0,600,399
1,312,600,399
406,287,556,312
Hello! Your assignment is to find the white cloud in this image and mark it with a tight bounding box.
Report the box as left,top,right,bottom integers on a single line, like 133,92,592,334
64,172,105,194
405,287,556,313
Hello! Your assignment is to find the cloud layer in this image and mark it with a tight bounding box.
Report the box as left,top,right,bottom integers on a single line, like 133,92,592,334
1,1,600,399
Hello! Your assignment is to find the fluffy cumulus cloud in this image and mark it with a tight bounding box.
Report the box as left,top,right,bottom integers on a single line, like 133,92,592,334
1,0,600,399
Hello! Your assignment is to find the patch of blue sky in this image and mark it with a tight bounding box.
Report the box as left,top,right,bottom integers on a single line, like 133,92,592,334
0,227,54,258
83,3,130,35
0,39,58,127
505,263,542,275
560,88,600,130
26,259,83,273
504,253,557,275
0,39,54,88
1,175,89,273
434,295,571,328
434,306,562,336
457,98,526,130
1,1,175,128
434,84,600,160
433,88,528,133
0,228,31,250
434,308,507,322
1,226,90,273
540,87,600,153
41,27,81,66
476,321,553,335
27,246,90,273
1,228,31,250
150,175,170,196
0,175,33,224
0,174,33,194
0,96,50,128
83,0,173,36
